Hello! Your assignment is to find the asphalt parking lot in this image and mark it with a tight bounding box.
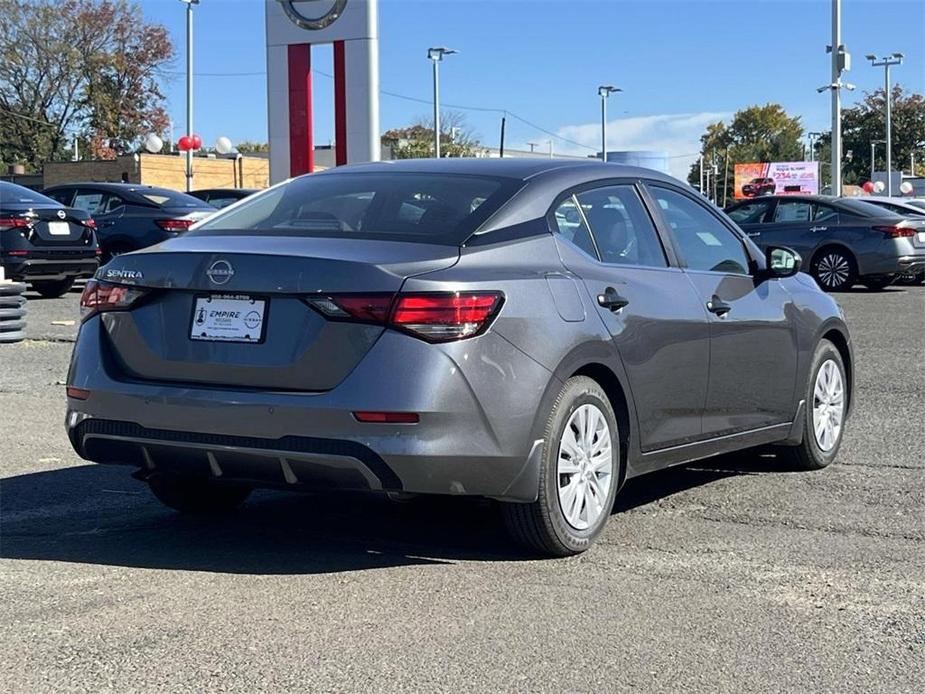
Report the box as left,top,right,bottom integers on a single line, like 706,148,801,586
1,284,923,693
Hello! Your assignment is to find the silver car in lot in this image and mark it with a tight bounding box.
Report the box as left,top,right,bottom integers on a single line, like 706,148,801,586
66,160,853,555
726,194,925,290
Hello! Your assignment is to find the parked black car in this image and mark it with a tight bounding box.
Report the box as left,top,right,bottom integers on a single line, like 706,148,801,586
726,194,925,291
43,183,214,261
0,181,98,297
189,188,259,210
741,177,776,197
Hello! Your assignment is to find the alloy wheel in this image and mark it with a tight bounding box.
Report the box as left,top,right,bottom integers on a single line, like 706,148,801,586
557,404,613,530
816,253,851,289
812,359,845,452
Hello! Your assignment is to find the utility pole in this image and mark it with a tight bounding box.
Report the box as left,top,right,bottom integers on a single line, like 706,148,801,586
597,85,621,162
699,155,705,196
180,0,199,192
817,0,853,197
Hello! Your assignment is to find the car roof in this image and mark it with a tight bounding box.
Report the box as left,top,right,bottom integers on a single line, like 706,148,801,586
315,157,681,186
45,182,175,193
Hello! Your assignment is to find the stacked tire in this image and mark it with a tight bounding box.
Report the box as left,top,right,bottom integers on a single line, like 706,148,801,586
0,282,27,344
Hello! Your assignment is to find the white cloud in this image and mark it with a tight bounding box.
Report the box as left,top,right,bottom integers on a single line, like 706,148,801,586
552,111,731,180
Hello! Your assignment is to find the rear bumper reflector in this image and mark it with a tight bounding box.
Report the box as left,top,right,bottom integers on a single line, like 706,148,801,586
66,387,91,400
353,411,420,424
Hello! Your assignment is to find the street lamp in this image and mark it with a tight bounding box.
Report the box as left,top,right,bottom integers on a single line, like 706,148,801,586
866,52,904,196
807,131,824,162
179,0,200,192
869,139,885,182
598,85,621,162
427,47,457,158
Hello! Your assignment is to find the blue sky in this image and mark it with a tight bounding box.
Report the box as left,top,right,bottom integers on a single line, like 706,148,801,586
143,0,925,176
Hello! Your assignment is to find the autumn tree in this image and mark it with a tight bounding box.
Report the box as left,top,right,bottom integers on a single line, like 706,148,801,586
0,0,173,170
382,112,483,159
688,104,804,203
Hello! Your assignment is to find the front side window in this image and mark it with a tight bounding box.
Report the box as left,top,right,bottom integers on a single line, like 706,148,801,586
194,173,519,245
650,186,750,275
575,185,667,267
727,201,771,224
773,200,813,223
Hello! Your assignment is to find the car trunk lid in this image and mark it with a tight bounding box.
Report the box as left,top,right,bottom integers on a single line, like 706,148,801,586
96,235,459,391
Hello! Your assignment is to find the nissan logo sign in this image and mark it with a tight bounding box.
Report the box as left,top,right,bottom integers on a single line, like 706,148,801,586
277,0,348,31
206,260,235,285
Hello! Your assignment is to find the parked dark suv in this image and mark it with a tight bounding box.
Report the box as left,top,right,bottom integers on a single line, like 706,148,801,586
741,177,776,197
0,181,99,297
726,194,925,291
43,183,214,261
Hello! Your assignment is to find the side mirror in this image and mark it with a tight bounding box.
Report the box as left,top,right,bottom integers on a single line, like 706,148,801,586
765,246,802,278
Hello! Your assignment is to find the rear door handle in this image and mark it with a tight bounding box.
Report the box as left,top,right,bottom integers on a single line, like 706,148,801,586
706,296,731,317
597,287,629,312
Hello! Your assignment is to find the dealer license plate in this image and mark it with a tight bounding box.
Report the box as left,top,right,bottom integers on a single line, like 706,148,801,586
190,295,267,343
48,221,70,235
917,232,925,243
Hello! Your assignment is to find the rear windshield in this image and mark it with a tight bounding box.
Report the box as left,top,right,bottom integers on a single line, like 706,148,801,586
0,181,59,207
192,172,520,245
138,188,209,208
837,198,903,218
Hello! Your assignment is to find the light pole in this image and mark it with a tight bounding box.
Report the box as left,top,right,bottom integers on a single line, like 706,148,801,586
597,85,621,162
808,131,823,162
179,0,199,192
866,52,903,196
427,47,457,158
869,139,885,181
817,0,853,197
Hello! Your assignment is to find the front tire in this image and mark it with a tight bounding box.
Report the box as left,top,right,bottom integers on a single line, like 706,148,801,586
776,339,847,470
811,248,857,291
503,376,620,556
861,276,894,291
147,471,252,514
31,277,75,299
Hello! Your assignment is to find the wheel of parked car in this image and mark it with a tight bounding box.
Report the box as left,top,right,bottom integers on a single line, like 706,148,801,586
503,376,619,556
775,339,847,470
811,248,857,291
895,271,925,286
861,277,894,291
146,471,252,514
31,278,76,299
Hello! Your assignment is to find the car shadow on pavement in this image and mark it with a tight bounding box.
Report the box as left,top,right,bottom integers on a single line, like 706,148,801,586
1,452,791,574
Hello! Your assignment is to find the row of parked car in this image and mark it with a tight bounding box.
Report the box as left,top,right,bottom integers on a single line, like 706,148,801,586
2,177,924,298
0,181,256,297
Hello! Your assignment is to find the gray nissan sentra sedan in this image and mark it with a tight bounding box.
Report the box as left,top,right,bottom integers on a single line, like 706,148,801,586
66,159,854,556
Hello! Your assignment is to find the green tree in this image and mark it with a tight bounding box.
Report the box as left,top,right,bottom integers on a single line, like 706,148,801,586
382,112,483,159
234,140,270,155
688,103,804,203
0,0,172,170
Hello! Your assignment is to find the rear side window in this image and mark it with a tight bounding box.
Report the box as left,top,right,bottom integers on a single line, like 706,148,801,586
193,173,519,245
773,200,813,223
139,189,205,208
575,185,667,267
551,197,598,258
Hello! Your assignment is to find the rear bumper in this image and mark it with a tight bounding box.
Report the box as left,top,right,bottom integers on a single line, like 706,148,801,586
857,250,925,277
65,318,554,502
2,256,98,281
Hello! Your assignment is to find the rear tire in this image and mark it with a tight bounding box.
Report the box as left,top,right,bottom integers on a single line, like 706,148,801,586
811,248,857,292
775,339,847,470
147,471,252,514
31,277,75,299
861,276,893,291
502,376,620,556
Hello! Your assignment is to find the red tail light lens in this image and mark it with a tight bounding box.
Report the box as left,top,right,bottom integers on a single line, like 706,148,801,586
391,292,503,341
155,218,195,232
873,225,915,239
305,291,504,342
79,279,148,321
0,217,30,230
84,218,97,229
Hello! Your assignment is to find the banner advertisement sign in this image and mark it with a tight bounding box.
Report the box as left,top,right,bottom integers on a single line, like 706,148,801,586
734,162,819,199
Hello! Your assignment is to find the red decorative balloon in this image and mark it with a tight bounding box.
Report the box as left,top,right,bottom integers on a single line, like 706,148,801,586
862,180,875,193
177,135,193,152
190,134,203,151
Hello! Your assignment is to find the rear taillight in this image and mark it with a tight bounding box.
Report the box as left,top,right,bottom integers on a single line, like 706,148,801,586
306,291,504,343
873,225,915,239
79,279,148,322
0,217,30,231
155,218,195,232
84,219,97,229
